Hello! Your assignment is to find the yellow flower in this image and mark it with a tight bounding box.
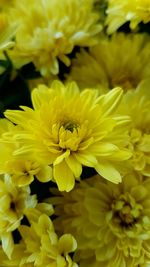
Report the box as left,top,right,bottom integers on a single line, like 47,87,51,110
8,0,102,76
106,0,150,34
19,214,78,267
52,173,150,267
0,119,52,186
2,213,78,267
5,81,131,192
0,174,37,259
6,159,52,186
118,80,150,177
67,33,150,91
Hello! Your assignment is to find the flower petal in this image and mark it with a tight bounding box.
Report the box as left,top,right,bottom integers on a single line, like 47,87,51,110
54,160,75,192
97,87,123,116
1,232,14,259
58,234,77,254
95,161,122,183
74,152,98,167
65,154,82,178
36,165,52,182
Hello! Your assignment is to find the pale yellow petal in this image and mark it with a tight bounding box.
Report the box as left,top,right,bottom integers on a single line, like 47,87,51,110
58,234,77,254
97,87,123,116
74,152,98,167
95,161,122,183
1,232,14,259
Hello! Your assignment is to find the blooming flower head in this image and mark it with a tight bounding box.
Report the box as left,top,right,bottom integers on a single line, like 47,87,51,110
18,214,78,267
5,81,131,192
2,213,78,267
118,80,150,177
8,0,102,76
0,119,52,186
0,174,37,259
52,172,150,267
67,33,150,91
106,0,150,34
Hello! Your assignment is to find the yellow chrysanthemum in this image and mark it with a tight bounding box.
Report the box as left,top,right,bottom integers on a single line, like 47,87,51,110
0,119,52,186
0,174,37,259
68,33,150,91
106,0,150,34
52,173,150,267
2,213,78,267
5,81,131,192
8,0,102,76
117,80,150,177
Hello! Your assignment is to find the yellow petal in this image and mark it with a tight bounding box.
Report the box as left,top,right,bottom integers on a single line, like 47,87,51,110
38,214,54,234
87,143,118,156
74,152,98,167
109,149,132,161
65,154,82,178
31,85,49,109
97,87,123,116
36,203,54,216
54,160,75,192
1,232,14,259
54,150,70,166
12,174,34,187
58,234,77,254
36,165,52,182
95,161,122,183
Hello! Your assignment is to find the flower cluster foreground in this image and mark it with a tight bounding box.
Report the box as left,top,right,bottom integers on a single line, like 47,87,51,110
0,0,150,267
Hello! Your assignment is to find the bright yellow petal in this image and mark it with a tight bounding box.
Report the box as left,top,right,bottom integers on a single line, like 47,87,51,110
54,150,70,165
65,154,82,178
36,165,52,182
54,160,75,192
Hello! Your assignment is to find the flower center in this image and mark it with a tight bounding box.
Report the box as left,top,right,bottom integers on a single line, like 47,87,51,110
57,120,81,151
112,193,143,227
63,121,78,133
129,127,150,172
110,73,138,90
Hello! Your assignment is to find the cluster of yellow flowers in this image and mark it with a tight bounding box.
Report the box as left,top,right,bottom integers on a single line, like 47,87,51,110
0,0,150,267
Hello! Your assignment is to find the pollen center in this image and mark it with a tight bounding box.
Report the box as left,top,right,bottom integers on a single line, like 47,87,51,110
63,121,78,132
110,74,137,90
58,120,81,151
112,193,143,227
